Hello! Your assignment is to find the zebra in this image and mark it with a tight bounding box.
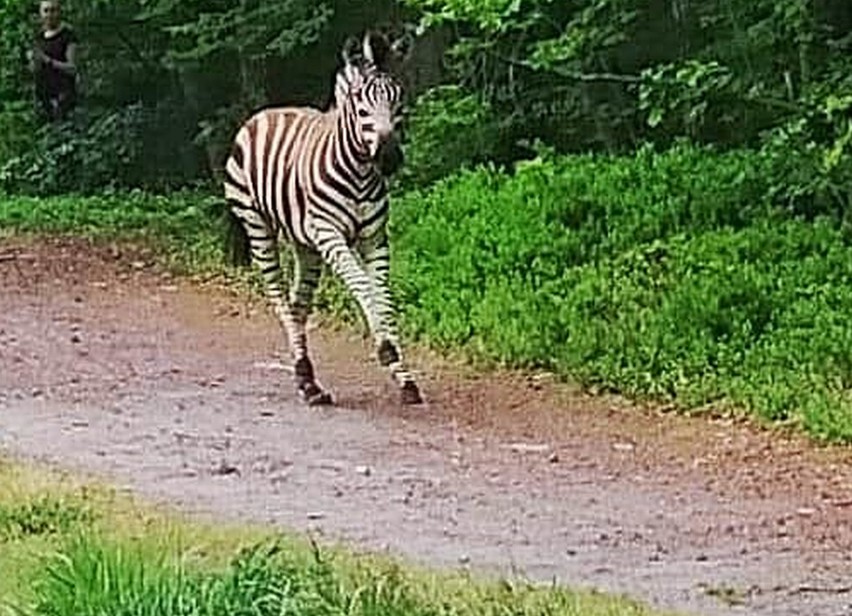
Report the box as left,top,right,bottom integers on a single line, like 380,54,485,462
222,30,422,406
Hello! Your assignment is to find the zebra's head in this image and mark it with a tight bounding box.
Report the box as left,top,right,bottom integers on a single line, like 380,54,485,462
337,30,410,175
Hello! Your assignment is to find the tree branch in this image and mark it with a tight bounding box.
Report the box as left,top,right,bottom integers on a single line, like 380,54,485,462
497,53,804,112
496,54,643,84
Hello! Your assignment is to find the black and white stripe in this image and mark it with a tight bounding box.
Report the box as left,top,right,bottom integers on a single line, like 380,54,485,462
223,31,421,406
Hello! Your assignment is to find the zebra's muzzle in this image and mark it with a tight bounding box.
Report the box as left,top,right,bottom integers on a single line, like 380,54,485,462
376,137,404,176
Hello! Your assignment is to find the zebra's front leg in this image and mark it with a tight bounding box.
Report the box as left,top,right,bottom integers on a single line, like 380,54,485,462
318,229,422,405
250,234,331,406
360,230,422,404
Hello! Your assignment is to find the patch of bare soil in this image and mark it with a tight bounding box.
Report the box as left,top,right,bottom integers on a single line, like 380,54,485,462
1,236,851,616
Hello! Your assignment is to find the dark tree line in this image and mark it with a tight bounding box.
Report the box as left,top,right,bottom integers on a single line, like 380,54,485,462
1,0,850,203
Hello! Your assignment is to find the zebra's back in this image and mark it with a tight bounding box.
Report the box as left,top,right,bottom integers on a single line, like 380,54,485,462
225,106,334,247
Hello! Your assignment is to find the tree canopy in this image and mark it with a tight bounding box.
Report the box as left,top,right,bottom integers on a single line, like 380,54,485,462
0,0,849,200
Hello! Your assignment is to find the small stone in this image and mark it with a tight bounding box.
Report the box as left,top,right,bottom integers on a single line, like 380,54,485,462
212,462,240,476
508,442,550,454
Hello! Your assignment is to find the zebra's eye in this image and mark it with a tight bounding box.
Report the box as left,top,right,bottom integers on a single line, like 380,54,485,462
357,109,370,118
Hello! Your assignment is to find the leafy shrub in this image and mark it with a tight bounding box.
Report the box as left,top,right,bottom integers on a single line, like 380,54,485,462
0,100,36,166
759,90,852,221
395,85,503,190
0,103,202,196
390,144,852,440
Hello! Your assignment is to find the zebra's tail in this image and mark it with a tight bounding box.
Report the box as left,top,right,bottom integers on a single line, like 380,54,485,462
223,205,251,268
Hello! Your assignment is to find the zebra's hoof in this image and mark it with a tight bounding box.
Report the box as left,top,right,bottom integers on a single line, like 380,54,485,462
299,382,334,406
400,381,423,405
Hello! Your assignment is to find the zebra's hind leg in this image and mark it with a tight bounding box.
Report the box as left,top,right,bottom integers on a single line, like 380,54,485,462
248,228,331,406
288,243,332,405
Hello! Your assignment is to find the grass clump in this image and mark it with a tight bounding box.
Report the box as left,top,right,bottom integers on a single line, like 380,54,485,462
0,460,100,606
26,535,660,616
0,497,92,542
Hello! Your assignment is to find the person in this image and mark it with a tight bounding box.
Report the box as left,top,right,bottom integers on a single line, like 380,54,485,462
28,0,78,121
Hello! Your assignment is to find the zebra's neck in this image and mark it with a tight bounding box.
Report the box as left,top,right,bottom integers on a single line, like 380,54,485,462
335,98,379,180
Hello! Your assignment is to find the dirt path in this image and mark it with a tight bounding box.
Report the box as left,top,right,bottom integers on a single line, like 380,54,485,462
1,237,851,616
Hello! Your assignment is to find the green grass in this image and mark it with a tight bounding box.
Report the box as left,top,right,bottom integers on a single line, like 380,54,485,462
2,142,851,441
28,537,656,616
0,189,224,273
0,458,668,616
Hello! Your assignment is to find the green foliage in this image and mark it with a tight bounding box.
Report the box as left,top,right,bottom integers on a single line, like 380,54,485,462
148,0,333,64
404,0,852,170
0,0,33,102
391,145,852,441
758,87,852,219
638,61,738,140
2,107,154,195
405,0,646,154
0,100,36,165
395,85,502,190
0,190,223,272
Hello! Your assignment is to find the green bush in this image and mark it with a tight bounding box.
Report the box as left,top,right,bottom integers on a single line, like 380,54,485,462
0,100,36,166
0,103,202,196
391,144,852,440
758,90,852,221
395,85,503,190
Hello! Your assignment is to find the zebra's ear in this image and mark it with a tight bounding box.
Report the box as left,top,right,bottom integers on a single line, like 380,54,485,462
389,27,414,65
341,35,362,67
363,30,391,70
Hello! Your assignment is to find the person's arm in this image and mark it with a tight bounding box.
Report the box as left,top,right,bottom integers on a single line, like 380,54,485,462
45,42,77,76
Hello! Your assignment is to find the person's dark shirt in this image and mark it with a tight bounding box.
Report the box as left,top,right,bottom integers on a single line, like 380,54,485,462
34,26,77,112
